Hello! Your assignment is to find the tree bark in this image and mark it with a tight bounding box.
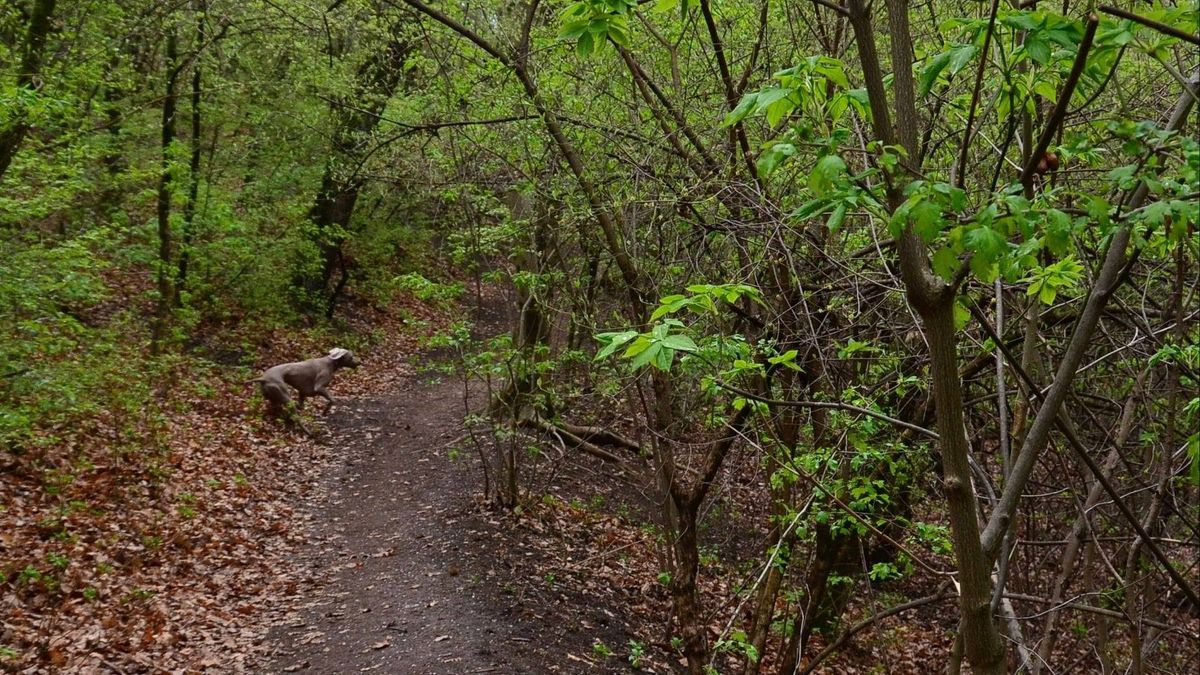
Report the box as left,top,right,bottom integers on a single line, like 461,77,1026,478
301,21,413,314
846,0,1007,669
152,29,181,353
0,0,57,183
176,0,205,303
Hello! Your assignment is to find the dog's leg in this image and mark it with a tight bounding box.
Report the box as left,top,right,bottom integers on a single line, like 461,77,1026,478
314,388,334,414
259,383,290,416
291,417,314,437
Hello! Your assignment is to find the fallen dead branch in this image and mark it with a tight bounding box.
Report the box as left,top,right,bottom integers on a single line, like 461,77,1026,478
520,414,635,464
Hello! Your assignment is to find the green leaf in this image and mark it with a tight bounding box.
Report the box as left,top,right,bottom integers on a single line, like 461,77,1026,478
757,143,796,177
765,98,794,128
970,253,998,282
918,51,953,98
808,154,847,195
595,330,638,360
1107,164,1138,189
815,60,850,88
947,44,978,73
1025,34,1051,64
768,349,798,364
1039,284,1057,305
724,93,758,127
576,30,595,57
630,342,662,369
624,334,653,359
1002,12,1041,32
826,202,847,232
931,247,958,281
843,88,871,119
654,343,675,371
607,23,629,47
1032,78,1058,102
753,87,792,112
660,334,698,353
953,301,970,330
794,198,834,221
562,2,590,19
1043,209,1072,255
911,201,943,241
561,22,588,39
964,225,1006,261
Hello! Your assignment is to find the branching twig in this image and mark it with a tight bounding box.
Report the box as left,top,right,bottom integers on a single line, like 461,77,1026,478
1019,16,1099,190
1099,5,1200,47
716,381,940,439
800,582,954,674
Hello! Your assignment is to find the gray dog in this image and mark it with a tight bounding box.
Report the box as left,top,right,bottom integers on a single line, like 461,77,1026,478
248,348,360,431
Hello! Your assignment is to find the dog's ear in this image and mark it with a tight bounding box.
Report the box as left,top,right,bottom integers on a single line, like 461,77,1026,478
328,347,348,360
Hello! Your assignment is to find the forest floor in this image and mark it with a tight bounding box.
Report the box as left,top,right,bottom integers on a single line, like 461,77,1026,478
257,303,662,674
3,285,960,674
260,351,626,672
2,285,667,674
252,299,958,675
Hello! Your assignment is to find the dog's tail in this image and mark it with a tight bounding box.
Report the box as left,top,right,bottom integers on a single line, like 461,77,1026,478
245,377,266,385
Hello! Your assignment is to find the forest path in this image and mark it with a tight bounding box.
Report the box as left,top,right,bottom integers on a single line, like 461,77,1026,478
262,314,571,674
265,374,495,674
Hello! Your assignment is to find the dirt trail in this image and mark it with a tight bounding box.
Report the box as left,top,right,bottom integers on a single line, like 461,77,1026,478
261,341,628,674
262,372,490,673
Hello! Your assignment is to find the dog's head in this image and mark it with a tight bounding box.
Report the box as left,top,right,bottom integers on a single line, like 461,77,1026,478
328,347,361,369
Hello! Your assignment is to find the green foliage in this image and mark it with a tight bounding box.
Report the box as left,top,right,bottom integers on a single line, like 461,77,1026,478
0,232,169,450
627,639,646,668
392,272,464,308
1023,256,1084,305
918,44,978,97
714,629,759,664
591,639,614,658
595,284,766,374
868,561,903,582
913,522,953,556
561,0,638,57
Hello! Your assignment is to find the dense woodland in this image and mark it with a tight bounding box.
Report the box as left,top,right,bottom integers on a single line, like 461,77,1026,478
1,0,1198,672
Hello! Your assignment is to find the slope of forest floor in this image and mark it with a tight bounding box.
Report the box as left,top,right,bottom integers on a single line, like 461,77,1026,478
6,286,1025,674
0,289,456,672
253,297,679,674
260,344,652,673
254,297,964,675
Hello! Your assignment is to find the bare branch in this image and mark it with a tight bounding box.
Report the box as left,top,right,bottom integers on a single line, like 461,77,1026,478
1019,16,1099,190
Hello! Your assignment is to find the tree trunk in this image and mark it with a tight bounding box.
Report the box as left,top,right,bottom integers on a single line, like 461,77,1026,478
0,0,57,183
300,25,412,314
846,0,1007,668
152,29,181,353
176,0,205,303
919,299,1006,674
670,499,707,675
